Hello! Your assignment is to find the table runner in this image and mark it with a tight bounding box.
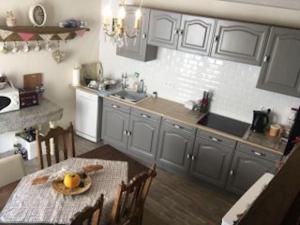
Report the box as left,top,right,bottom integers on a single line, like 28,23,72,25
0,158,128,225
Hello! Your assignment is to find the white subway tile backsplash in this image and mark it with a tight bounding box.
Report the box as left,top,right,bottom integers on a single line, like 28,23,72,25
100,41,300,125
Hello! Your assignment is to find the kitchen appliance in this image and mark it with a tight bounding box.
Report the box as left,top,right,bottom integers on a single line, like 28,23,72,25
19,89,40,108
251,109,271,133
198,113,250,138
23,73,42,90
0,81,20,114
284,106,300,155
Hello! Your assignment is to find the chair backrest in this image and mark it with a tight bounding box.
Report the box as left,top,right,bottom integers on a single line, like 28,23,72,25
0,154,25,187
36,123,75,169
70,194,104,225
110,165,157,225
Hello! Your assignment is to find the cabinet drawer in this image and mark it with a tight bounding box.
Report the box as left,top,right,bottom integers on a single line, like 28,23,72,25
163,118,196,134
197,129,237,149
131,108,161,122
103,98,131,114
237,143,282,162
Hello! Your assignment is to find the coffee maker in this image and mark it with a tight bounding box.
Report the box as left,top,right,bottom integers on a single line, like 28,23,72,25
251,109,271,133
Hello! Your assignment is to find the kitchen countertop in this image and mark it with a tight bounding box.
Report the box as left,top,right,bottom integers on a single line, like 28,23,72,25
105,95,286,155
0,98,63,134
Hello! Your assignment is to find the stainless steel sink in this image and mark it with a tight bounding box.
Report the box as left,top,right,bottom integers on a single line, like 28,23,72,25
111,90,148,103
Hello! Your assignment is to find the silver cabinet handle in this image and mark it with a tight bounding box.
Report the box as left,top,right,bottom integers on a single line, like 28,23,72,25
263,55,270,63
251,150,265,157
173,124,183,129
141,113,151,119
215,35,220,42
229,169,234,176
191,155,196,161
112,104,120,109
187,154,191,159
180,29,184,35
175,29,180,35
123,130,128,135
209,136,223,143
127,131,132,136
142,33,147,39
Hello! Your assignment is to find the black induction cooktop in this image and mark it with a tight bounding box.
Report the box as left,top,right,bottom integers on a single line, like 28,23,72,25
198,113,250,138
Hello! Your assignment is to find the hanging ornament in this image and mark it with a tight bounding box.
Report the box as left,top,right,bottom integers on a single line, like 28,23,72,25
18,32,34,42
75,29,86,37
57,32,70,41
39,34,53,42
0,30,13,41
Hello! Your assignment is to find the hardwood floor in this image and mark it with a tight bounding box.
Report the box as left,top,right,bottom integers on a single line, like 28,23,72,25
1,135,238,225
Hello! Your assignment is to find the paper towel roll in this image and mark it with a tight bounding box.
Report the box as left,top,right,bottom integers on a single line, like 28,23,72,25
72,67,81,86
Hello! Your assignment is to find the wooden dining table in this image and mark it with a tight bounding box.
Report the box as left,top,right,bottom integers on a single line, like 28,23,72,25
0,144,148,214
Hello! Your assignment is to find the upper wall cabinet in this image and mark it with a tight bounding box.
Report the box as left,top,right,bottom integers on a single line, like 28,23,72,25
211,20,270,65
177,15,216,56
257,27,300,97
148,10,182,49
117,7,157,61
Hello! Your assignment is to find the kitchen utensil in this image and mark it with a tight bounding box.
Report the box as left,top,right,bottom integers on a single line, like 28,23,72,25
22,42,29,53
251,109,271,133
269,124,281,137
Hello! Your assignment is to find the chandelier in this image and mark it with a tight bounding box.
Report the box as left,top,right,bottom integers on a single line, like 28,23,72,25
102,0,143,47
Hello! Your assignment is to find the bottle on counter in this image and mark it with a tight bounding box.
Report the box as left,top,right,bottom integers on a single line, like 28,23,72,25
200,91,210,113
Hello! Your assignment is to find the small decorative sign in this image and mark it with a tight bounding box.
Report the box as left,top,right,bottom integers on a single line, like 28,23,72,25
0,30,13,40
18,32,34,41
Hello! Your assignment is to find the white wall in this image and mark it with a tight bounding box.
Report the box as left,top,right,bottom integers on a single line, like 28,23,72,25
99,0,300,124
0,0,101,152
0,0,101,126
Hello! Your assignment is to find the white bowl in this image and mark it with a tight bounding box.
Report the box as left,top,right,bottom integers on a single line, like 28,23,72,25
0,82,7,90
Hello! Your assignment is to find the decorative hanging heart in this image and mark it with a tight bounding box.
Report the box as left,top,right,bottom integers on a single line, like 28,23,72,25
0,30,13,41
75,29,86,37
18,32,34,41
57,32,70,41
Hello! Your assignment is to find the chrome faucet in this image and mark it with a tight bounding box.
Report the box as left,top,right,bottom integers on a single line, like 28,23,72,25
121,73,128,90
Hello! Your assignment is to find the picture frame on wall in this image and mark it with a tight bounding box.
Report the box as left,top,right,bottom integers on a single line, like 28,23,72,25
219,0,300,10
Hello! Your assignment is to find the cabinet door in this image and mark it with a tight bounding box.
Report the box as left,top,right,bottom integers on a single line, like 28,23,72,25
157,123,195,174
190,137,234,188
128,115,160,162
101,106,129,151
117,7,157,61
178,15,216,56
226,151,276,195
257,27,300,97
148,10,182,49
211,20,269,65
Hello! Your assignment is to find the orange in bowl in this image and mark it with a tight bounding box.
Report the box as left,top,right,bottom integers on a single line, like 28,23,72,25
63,173,81,189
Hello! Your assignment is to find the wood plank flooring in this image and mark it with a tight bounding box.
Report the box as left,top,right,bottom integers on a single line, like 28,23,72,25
1,135,238,225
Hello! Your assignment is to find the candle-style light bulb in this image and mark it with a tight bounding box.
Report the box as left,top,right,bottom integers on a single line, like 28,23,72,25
102,5,112,25
117,5,126,28
134,8,142,29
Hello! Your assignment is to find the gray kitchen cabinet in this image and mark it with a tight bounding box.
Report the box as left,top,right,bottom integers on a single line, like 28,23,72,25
226,143,279,195
117,7,157,61
148,10,182,49
211,20,270,65
190,132,236,188
101,99,130,151
177,15,216,56
127,109,161,162
257,27,300,97
157,119,196,174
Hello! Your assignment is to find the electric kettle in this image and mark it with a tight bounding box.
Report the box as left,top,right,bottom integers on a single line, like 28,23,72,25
251,109,271,133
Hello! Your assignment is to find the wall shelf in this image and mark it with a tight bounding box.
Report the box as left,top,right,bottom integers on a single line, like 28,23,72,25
0,26,90,42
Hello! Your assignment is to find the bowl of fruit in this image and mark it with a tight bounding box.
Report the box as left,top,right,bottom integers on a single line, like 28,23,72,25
52,171,92,196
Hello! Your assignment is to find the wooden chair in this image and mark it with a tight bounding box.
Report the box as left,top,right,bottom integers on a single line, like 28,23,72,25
110,165,157,225
70,194,104,225
36,123,75,169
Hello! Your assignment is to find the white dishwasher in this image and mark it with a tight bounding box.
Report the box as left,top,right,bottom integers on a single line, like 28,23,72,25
75,88,102,143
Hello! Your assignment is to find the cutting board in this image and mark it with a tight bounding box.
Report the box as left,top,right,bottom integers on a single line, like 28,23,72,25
23,73,42,90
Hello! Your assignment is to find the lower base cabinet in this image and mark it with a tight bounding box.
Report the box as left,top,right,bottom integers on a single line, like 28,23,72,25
190,136,234,188
157,120,196,174
226,146,279,195
127,111,161,162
